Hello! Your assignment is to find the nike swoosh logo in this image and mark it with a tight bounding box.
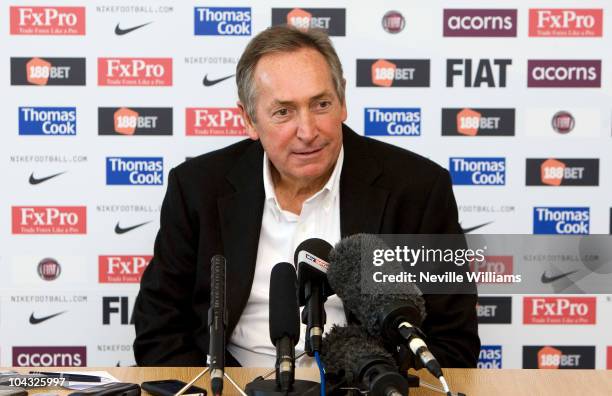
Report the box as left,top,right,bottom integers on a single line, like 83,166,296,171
461,221,493,234
115,221,151,234
29,171,66,185
541,270,579,284
115,22,152,36
29,311,66,325
202,74,235,87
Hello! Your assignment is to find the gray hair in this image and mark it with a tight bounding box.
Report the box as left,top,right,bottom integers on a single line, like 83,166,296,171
236,25,345,122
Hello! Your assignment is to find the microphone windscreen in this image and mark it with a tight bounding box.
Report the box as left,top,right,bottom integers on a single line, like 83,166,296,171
269,262,300,345
321,324,396,382
328,234,427,334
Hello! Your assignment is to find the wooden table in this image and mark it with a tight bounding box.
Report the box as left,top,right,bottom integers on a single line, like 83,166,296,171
8,367,612,396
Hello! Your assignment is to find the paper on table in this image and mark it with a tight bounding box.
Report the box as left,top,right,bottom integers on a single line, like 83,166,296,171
60,371,120,390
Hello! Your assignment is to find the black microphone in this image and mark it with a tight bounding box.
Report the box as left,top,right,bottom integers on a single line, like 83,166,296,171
321,324,408,396
209,254,227,396
327,234,444,380
269,262,300,392
293,238,333,355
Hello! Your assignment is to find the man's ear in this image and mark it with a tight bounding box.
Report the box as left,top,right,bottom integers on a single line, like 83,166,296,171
237,101,259,141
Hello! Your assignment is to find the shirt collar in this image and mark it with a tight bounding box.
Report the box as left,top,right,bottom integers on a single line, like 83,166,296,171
263,145,344,218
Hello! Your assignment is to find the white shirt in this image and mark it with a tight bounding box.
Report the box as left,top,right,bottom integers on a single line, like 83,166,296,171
227,147,347,367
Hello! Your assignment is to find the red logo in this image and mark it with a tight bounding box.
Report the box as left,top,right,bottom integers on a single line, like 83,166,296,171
537,346,563,369
456,108,482,136
98,58,172,86
523,297,596,325
12,206,87,234
10,6,85,35
607,346,612,369
287,8,313,31
529,9,603,37
470,255,513,282
185,108,246,136
113,108,139,135
99,255,151,283
540,158,566,186
371,59,397,87
37,258,61,281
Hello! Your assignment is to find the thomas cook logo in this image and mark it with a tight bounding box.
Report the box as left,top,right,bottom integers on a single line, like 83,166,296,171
533,207,589,235
449,157,506,186
105,157,163,186
19,107,76,136
194,7,251,36
364,108,421,136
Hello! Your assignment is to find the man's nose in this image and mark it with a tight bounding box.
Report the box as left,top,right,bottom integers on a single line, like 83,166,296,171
295,110,318,142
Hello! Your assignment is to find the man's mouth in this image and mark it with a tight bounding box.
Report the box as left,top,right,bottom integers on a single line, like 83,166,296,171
294,147,323,156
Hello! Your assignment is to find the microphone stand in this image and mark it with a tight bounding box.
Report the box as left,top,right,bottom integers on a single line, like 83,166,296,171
174,368,247,396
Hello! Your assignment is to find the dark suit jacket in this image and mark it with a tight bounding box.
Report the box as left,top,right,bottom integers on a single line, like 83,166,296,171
133,124,480,367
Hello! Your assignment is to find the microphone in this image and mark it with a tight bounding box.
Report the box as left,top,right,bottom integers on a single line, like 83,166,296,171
321,324,408,396
209,254,227,396
293,238,334,355
269,262,300,392
327,234,444,380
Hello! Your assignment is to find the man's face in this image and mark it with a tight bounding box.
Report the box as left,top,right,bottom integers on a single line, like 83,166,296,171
239,47,347,185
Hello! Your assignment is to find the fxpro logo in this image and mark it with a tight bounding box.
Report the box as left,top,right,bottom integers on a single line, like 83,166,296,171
533,207,589,235
523,346,595,369
441,108,515,136
477,296,512,324
13,346,86,367
10,6,85,35
10,57,86,86
194,7,251,36
526,158,599,186
470,256,513,283
185,108,246,136
106,157,163,185
99,255,151,283
19,107,76,136
443,9,517,37
98,58,172,86
356,59,430,87
527,60,601,88
12,206,86,234
272,8,346,36
529,9,603,37
364,108,421,136
447,59,511,87
98,107,173,136
523,297,596,325
449,157,506,186
478,346,502,368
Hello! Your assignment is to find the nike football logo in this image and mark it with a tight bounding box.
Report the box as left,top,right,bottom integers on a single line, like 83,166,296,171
461,221,493,234
115,221,151,234
541,270,579,284
29,171,66,185
202,74,235,87
29,311,66,325
115,22,152,36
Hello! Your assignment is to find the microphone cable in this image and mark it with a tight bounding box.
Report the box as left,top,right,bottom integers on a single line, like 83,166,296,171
314,351,325,396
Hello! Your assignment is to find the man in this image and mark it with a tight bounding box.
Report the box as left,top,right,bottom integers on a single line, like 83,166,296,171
133,26,479,368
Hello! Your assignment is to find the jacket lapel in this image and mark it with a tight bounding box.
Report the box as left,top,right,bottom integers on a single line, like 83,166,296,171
217,141,265,334
340,125,389,237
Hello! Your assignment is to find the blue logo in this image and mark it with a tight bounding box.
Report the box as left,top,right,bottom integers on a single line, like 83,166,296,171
449,157,505,185
18,107,76,136
533,207,590,235
194,7,251,36
106,157,163,186
478,346,502,369
364,108,421,136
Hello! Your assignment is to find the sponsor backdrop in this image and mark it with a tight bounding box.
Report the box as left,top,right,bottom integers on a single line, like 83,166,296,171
1,0,611,369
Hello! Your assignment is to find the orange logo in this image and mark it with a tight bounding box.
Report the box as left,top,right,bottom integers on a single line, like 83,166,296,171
114,108,139,135
457,108,482,136
371,59,396,87
287,8,312,31
538,346,562,369
541,158,566,186
26,57,51,85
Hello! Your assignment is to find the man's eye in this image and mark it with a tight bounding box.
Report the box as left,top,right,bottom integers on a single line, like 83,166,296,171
274,108,288,116
318,101,331,109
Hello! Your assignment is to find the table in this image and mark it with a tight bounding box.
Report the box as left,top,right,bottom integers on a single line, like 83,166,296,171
7,367,612,396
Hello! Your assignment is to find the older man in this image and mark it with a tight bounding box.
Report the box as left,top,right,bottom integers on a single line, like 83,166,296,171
133,26,479,368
